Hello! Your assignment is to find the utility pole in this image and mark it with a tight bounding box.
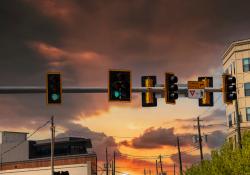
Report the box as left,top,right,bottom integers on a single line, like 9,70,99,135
111,160,113,175
235,99,242,149
51,116,55,175
174,163,176,175
113,151,116,175
159,155,163,173
177,137,183,175
155,160,159,175
197,116,204,161
106,147,109,175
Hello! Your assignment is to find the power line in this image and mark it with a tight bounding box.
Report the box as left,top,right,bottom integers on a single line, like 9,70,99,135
1,119,50,157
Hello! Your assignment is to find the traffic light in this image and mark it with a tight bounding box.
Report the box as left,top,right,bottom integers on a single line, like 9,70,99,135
222,74,236,104
141,76,157,107
198,77,213,106
165,72,178,104
108,70,131,102
46,72,62,104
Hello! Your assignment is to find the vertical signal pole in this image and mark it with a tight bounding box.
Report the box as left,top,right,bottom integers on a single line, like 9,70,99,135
235,99,242,149
197,117,204,161
159,155,163,173
51,116,55,175
177,137,183,175
155,160,158,175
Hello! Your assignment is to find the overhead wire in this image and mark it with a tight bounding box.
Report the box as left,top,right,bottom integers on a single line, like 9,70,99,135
0,119,50,157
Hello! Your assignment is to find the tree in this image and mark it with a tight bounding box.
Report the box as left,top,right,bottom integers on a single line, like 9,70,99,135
185,131,250,175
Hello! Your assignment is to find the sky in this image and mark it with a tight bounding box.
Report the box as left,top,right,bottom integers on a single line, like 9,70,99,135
1,0,250,174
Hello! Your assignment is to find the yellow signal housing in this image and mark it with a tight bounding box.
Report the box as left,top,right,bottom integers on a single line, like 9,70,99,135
145,78,154,104
198,77,213,106
141,76,157,107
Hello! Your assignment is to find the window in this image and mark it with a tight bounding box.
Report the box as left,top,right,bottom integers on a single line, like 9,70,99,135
228,114,232,127
243,58,250,72
233,62,236,75
230,64,233,75
246,108,250,121
244,83,250,96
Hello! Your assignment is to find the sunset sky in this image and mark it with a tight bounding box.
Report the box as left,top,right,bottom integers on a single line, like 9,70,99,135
1,0,250,174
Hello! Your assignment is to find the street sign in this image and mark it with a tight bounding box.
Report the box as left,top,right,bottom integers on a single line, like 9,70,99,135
188,81,205,89
188,89,204,99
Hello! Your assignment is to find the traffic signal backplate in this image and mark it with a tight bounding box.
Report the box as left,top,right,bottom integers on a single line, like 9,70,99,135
108,70,131,102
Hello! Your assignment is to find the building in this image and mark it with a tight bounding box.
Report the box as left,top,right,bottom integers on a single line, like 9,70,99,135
222,39,250,145
0,131,97,175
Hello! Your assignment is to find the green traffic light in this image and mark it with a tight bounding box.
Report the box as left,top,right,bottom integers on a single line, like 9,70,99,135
114,91,121,98
51,94,60,101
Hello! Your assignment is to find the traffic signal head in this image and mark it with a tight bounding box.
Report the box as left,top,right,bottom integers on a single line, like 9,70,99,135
109,70,131,102
141,76,157,107
222,74,237,104
47,72,62,104
165,72,178,104
198,77,213,106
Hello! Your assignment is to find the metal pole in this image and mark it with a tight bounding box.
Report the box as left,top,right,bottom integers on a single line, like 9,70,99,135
155,160,158,175
159,155,163,173
197,116,204,161
235,99,242,149
0,86,190,94
51,116,55,175
177,137,183,175
111,160,113,175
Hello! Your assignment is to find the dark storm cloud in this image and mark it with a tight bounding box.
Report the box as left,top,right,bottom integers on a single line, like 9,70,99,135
0,0,250,130
56,122,119,161
120,127,226,149
206,130,226,149
120,127,193,149
203,109,226,122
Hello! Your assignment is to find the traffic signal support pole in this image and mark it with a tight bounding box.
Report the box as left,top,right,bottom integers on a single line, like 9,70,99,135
235,99,242,149
0,86,222,94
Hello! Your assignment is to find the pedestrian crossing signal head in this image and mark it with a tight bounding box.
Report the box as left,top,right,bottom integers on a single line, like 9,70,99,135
47,72,62,104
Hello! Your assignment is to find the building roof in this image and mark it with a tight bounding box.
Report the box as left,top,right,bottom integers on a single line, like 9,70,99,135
34,137,92,148
223,38,250,59
0,131,29,135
